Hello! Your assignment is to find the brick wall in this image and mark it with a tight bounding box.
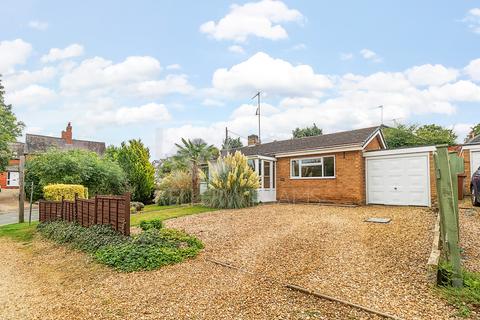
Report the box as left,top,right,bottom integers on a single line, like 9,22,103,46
0,159,20,189
364,136,382,151
276,150,366,204
464,150,471,194
429,152,437,206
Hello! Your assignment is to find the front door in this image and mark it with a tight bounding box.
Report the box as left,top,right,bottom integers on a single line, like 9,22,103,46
257,159,276,202
7,171,19,187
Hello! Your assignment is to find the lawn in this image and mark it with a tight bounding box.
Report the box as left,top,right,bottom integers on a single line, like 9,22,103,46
131,204,216,226
0,221,38,242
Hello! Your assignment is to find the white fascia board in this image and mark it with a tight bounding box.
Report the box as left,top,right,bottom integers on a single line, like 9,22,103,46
247,155,276,161
362,130,387,150
275,145,362,158
363,146,436,158
462,144,480,151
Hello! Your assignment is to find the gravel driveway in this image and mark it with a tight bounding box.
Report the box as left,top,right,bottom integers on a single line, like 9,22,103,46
0,204,459,319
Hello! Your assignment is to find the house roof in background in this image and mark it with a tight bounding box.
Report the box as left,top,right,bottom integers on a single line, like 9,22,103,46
466,135,480,145
225,126,382,157
25,134,106,155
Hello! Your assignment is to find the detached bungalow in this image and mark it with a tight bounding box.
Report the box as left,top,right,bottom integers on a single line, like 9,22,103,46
226,126,437,207
461,134,480,194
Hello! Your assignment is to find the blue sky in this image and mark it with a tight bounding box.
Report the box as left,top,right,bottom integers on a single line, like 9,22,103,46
1,0,480,157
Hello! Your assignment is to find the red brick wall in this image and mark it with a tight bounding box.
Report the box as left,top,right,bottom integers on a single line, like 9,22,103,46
364,135,382,151
276,150,366,204
464,150,471,193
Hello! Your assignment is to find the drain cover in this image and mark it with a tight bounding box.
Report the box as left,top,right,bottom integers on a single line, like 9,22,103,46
365,217,391,224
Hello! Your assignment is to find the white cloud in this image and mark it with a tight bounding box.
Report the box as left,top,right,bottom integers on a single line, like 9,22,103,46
202,98,225,107
360,48,382,63
83,102,171,126
451,123,474,143
4,67,57,91
228,45,245,54
212,52,332,97
41,44,85,63
405,64,458,86
60,56,162,94
291,43,307,51
0,39,32,74
28,20,48,31
463,8,480,34
200,0,303,42
464,58,480,81
340,52,353,61
5,84,56,107
134,74,194,97
166,64,182,70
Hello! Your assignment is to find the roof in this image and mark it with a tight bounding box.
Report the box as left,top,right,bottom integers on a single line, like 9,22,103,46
466,135,480,145
8,142,25,159
225,126,382,157
25,134,106,155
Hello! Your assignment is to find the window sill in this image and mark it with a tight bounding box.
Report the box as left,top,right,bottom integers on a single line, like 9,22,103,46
290,176,336,180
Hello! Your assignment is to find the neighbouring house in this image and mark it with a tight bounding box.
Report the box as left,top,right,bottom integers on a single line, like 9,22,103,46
224,126,438,207
0,123,106,189
461,133,480,194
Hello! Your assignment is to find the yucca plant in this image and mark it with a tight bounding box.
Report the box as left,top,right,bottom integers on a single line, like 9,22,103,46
202,151,259,209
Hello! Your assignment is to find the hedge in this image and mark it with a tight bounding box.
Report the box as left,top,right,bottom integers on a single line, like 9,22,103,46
43,184,88,201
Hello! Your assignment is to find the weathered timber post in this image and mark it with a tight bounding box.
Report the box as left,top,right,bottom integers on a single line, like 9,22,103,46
435,146,462,287
124,193,130,236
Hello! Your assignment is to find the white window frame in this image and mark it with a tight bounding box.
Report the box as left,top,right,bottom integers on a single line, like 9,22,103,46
290,155,336,179
6,171,20,187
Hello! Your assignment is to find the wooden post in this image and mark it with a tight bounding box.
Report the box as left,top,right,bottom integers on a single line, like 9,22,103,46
94,195,98,225
124,193,130,236
436,146,462,287
18,155,25,223
74,193,79,224
28,181,34,225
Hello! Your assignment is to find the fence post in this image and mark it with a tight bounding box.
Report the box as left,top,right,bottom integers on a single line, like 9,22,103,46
436,146,462,287
74,193,78,224
94,195,98,225
124,193,130,236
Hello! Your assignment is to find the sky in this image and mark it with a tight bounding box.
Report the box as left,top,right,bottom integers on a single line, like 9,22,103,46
1,0,480,158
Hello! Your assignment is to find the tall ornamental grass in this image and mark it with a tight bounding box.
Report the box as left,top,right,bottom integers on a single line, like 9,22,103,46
202,151,259,209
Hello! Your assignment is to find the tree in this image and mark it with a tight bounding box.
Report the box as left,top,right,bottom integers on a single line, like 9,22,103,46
415,124,457,145
221,136,243,150
383,123,457,149
115,139,155,203
292,123,322,138
155,156,188,180
175,138,217,203
466,123,480,142
25,149,127,201
0,75,24,172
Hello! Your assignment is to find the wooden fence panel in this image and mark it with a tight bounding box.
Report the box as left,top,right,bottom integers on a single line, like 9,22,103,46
38,193,130,235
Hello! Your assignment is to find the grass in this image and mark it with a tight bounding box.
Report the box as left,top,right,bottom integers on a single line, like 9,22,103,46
131,204,216,226
0,221,39,242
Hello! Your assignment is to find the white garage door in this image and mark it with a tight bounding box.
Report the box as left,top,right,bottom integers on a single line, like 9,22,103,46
471,151,480,177
366,153,430,206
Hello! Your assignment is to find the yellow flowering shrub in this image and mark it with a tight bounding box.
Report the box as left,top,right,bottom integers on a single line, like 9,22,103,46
43,184,88,201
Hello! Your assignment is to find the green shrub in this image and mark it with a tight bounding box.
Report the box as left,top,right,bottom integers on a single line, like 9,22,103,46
95,228,203,272
139,219,163,231
37,220,203,272
130,201,145,213
202,151,259,209
155,170,192,205
43,184,88,201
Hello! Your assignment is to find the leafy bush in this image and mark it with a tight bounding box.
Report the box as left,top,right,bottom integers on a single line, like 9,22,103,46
155,170,192,205
202,151,259,209
25,149,127,201
37,220,203,272
139,219,163,231
95,228,203,272
43,184,88,201
130,201,145,213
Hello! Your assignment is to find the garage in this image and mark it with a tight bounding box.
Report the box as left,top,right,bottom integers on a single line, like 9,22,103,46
471,150,480,176
364,147,434,207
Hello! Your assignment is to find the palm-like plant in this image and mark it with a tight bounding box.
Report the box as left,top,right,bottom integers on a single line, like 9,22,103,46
174,138,218,203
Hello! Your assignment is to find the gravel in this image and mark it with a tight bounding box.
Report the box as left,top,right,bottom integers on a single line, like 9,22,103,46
459,200,480,273
0,204,461,319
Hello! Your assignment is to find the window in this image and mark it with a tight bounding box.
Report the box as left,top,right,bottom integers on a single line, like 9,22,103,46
290,156,335,178
248,159,256,171
263,161,271,188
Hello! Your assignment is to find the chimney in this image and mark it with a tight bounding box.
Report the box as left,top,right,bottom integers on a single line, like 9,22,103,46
248,134,259,146
61,122,73,144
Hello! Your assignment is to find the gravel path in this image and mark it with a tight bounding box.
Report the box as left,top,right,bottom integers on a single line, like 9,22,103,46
0,204,460,319
459,201,480,273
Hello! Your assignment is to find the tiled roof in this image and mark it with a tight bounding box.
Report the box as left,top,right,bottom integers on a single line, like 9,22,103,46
25,134,106,155
224,126,382,157
8,142,25,159
466,135,480,145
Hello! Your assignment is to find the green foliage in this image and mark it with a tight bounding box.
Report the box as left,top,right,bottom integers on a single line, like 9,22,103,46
155,156,188,179
24,149,127,201
139,219,163,231
37,221,203,272
155,170,192,205
0,75,25,172
95,228,203,272
466,124,480,142
438,262,480,317
202,151,259,209
175,138,218,202
43,184,88,201
0,222,38,242
114,139,155,203
292,123,323,139
130,201,145,213
222,136,243,150
383,123,457,149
